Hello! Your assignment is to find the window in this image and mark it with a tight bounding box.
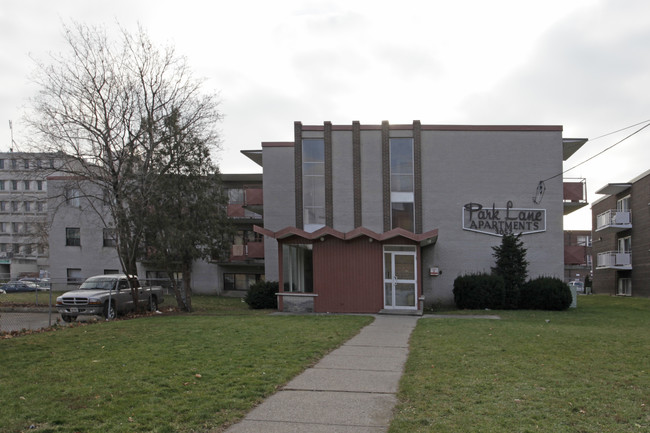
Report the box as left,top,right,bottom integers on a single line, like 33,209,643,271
37,201,44,212
65,188,81,207
24,244,32,256
23,180,30,190
390,138,414,231
0,202,5,212
302,139,325,232
103,229,117,247
577,235,591,247
23,159,29,169
11,180,18,191
617,278,632,296
37,180,44,191
66,228,81,246
617,195,630,212
11,201,18,212
0,180,4,190
36,159,42,169
0,223,6,233
282,243,313,292
0,159,4,169
223,273,263,291
11,159,17,169
12,244,21,255
24,201,31,212
12,222,22,233
228,188,244,205
67,268,83,284
618,236,631,253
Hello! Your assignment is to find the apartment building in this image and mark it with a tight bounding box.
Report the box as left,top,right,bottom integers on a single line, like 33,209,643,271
591,169,650,297
45,172,264,293
249,121,587,313
0,152,63,280
564,230,592,283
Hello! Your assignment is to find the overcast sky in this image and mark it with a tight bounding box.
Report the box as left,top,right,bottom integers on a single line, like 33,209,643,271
2,0,649,230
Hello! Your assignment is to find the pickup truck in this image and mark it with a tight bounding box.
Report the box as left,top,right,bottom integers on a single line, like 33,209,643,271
56,274,164,322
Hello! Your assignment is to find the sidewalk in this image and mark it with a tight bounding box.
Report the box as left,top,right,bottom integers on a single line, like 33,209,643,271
224,314,419,433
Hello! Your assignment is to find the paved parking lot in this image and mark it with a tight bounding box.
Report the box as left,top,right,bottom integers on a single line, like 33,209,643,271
0,311,98,333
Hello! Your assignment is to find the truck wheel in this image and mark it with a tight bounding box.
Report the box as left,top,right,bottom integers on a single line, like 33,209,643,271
61,315,76,323
103,301,116,320
149,296,158,312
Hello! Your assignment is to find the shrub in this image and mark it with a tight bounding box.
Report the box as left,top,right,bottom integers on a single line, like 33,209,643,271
453,273,506,310
491,233,529,309
244,281,278,309
519,277,572,310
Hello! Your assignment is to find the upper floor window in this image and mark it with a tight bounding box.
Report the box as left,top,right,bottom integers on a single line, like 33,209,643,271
390,138,414,231
103,229,117,247
65,188,81,207
0,159,4,169
576,235,591,247
11,180,18,191
618,236,631,253
37,180,44,191
617,195,630,212
23,180,30,191
302,139,325,232
11,159,17,169
23,159,29,169
66,227,81,246
228,188,244,205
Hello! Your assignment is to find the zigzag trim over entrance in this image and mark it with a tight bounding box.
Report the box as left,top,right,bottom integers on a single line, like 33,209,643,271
254,225,438,246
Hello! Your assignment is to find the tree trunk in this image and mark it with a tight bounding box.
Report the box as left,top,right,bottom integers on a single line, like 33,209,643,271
181,261,193,312
168,271,189,312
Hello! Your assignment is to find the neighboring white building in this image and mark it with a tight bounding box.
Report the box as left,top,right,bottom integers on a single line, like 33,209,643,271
0,152,64,280
45,173,264,293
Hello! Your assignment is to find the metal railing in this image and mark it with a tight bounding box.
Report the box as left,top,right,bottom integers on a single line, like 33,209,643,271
596,209,632,231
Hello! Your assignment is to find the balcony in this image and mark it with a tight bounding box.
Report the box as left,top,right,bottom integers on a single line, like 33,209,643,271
244,187,263,216
596,251,632,270
595,209,632,232
230,241,264,261
563,178,588,215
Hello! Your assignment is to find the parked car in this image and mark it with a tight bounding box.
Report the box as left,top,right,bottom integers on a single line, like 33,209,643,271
56,274,164,322
0,281,41,293
568,280,585,293
19,278,51,290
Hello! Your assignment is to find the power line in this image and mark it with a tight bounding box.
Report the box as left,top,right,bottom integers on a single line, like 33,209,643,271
533,118,650,204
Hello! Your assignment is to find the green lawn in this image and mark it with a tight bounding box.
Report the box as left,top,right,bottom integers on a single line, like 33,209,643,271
0,305,372,432
389,295,650,432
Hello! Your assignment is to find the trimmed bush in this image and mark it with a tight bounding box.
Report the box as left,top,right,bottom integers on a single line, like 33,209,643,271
519,277,572,310
453,273,506,310
244,281,278,309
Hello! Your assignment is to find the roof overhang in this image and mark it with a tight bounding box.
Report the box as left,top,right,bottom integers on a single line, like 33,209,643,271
241,149,263,167
563,138,588,161
595,183,632,195
254,226,438,247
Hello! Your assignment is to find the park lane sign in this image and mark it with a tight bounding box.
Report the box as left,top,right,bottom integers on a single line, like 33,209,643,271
462,201,546,236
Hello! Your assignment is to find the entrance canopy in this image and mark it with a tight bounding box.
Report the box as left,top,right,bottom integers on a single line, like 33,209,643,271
254,225,438,246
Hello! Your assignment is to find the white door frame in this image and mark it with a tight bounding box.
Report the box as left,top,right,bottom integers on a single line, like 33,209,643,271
383,246,418,309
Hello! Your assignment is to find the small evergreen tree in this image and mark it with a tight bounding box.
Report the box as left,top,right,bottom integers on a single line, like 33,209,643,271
491,233,529,309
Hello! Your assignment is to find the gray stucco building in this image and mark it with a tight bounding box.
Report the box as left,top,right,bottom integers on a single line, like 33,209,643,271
249,121,586,312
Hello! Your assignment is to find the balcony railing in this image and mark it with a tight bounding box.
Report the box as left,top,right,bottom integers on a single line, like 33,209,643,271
596,251,632,269
563,178,588,215
595,210,632,232
230,241,264,260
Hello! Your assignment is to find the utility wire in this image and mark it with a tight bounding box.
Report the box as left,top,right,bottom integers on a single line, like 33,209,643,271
532,118,650,204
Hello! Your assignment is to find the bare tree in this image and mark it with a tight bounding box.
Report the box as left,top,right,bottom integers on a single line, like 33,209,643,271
25,21,223,304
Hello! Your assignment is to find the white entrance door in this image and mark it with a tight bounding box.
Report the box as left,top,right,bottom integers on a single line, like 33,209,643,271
383,246,417,309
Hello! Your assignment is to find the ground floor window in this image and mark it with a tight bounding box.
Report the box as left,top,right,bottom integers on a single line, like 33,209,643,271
67,268,82,284
617,278,632,296
224,273,264,291
282,243,313,292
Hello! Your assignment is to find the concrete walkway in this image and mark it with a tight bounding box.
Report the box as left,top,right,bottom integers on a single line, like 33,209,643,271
224,315,419,433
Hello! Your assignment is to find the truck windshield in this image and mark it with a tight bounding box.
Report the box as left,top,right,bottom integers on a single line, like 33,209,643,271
79,279,117,290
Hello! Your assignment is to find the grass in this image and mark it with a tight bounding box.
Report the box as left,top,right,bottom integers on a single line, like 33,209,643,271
0,300,373,432
389,295,650,432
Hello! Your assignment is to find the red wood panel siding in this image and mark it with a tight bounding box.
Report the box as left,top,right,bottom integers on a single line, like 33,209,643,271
246,241,264,258
313,238,384,313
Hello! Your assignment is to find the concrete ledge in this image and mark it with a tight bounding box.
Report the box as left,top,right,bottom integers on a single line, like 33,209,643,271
276,292,318,313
